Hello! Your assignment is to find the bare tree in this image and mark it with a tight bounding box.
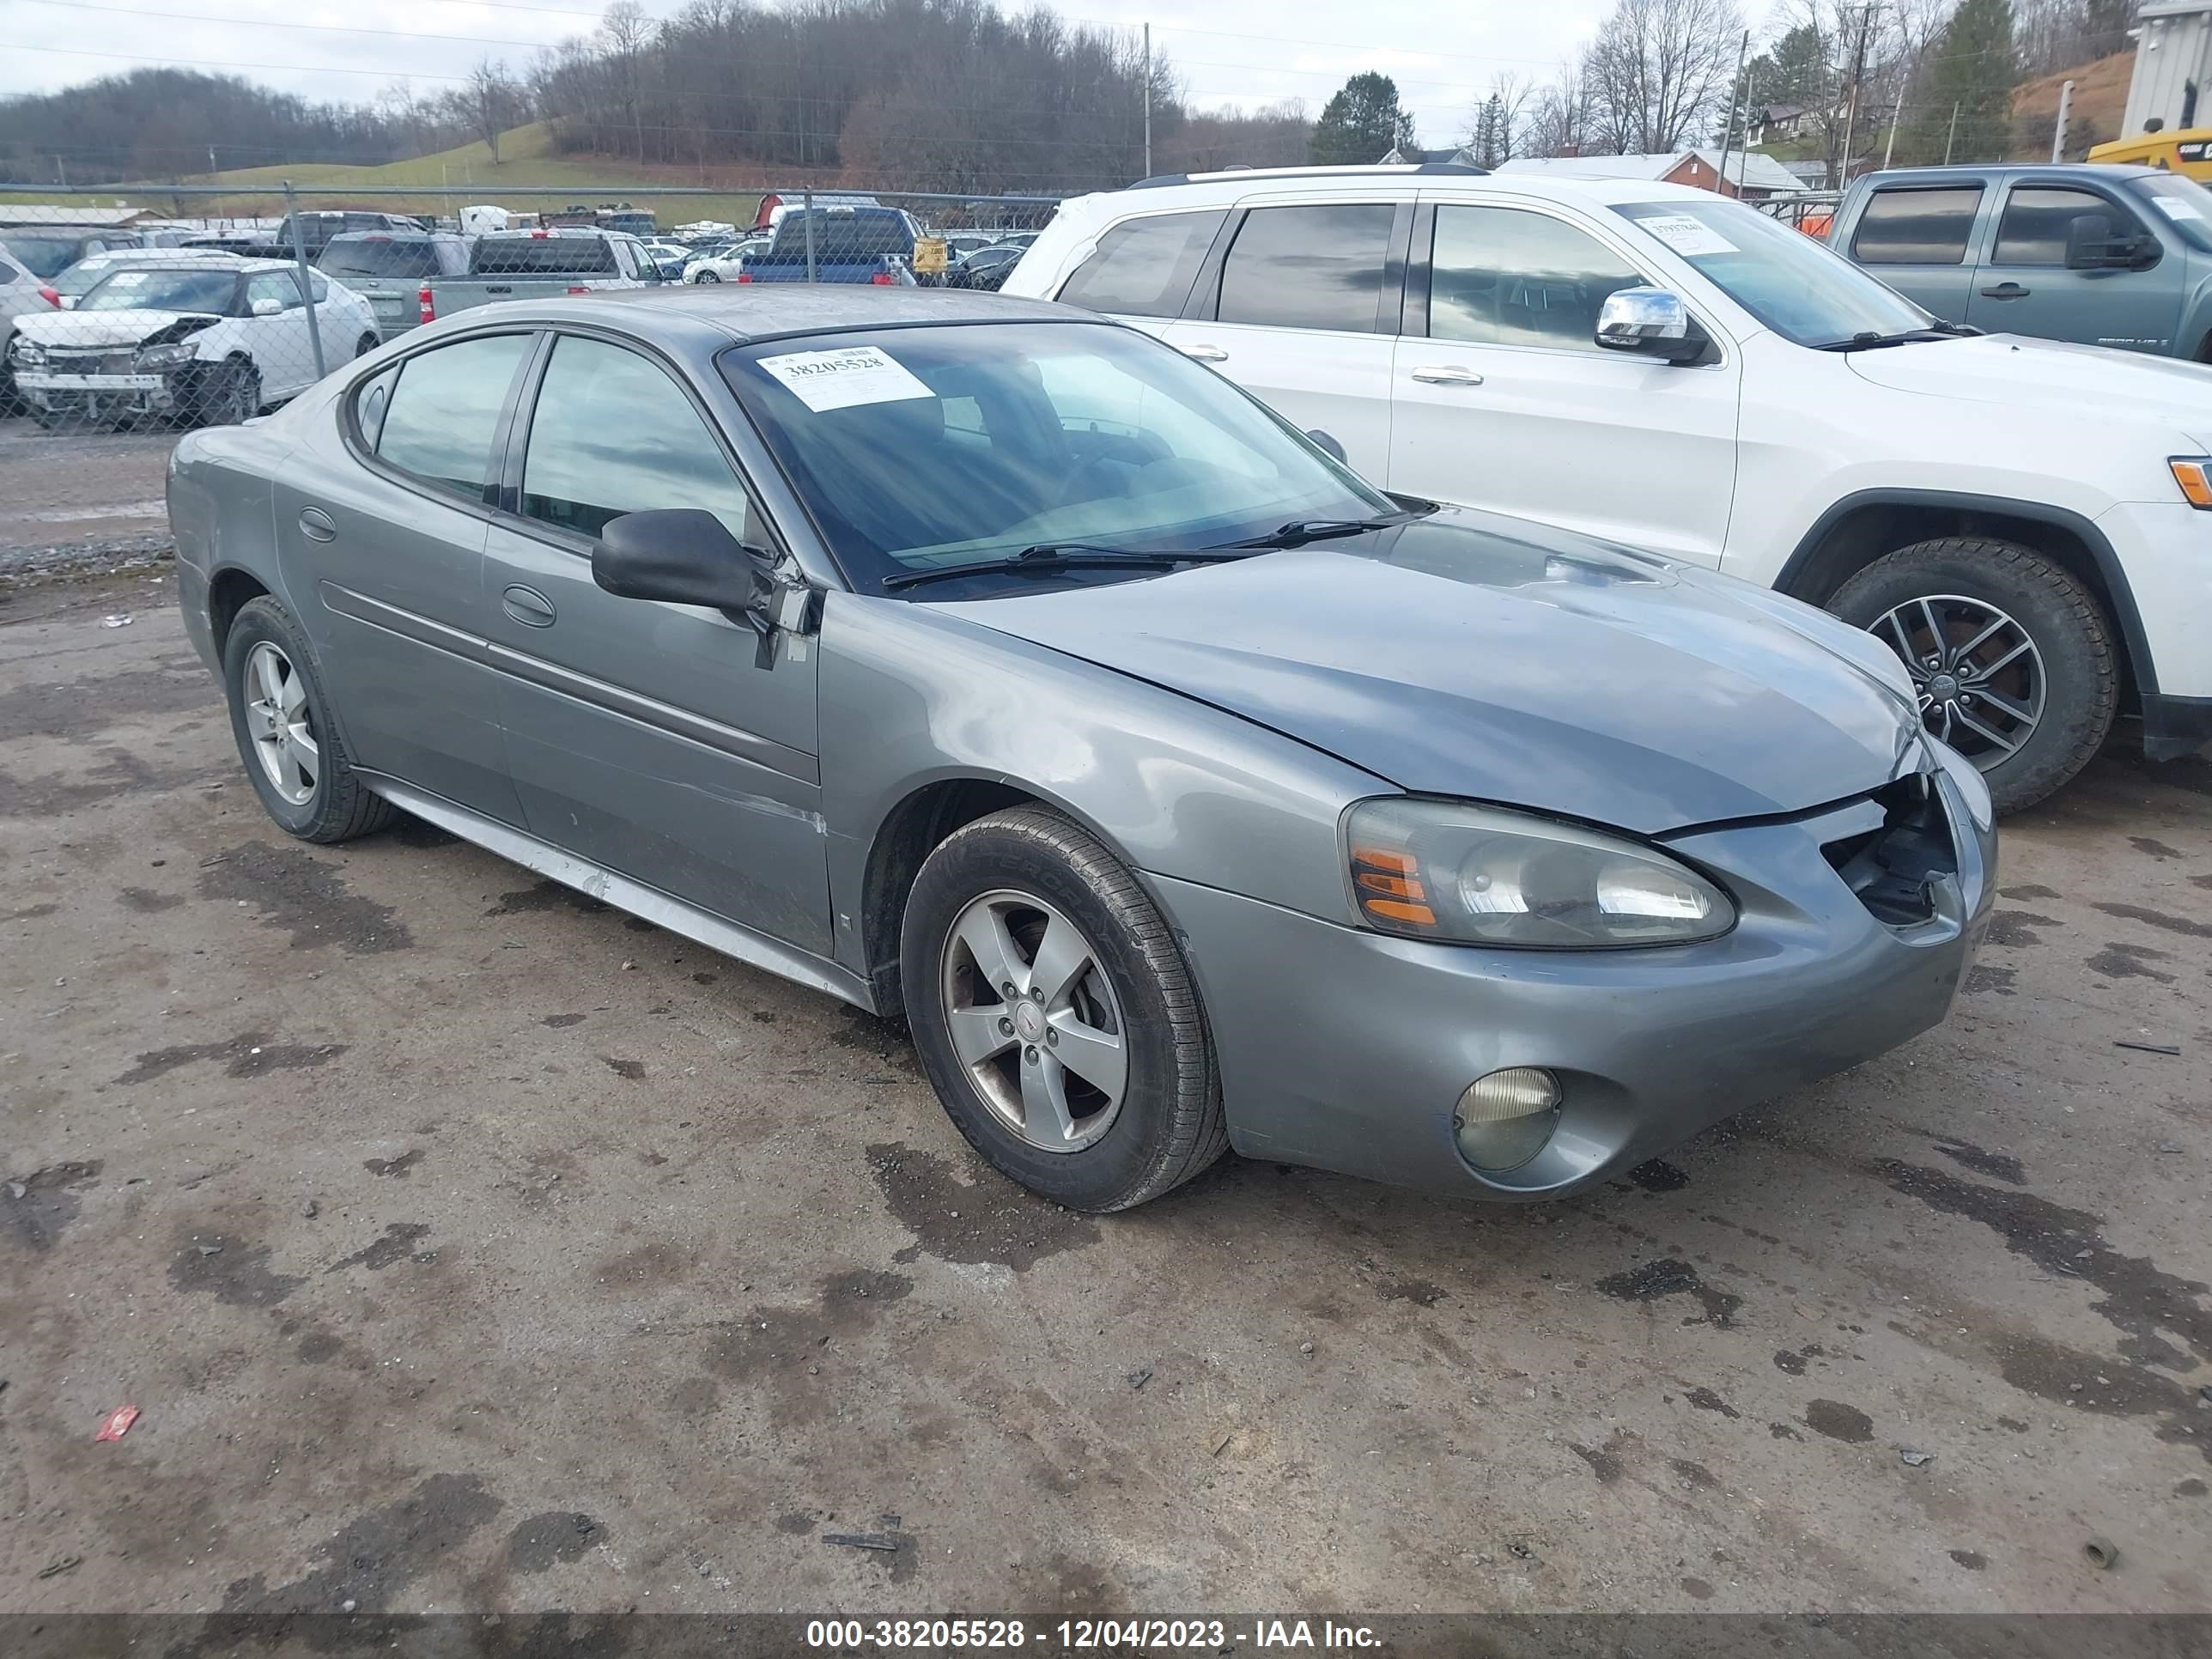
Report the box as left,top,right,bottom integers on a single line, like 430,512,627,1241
1524,53,1593,156
458,58,525,165
1583,0,1747,155
598,0,655,162
1465,70,1534,164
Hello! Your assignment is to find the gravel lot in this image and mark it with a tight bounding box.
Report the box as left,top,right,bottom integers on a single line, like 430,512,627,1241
2,571,2209,1621
0,416,176,586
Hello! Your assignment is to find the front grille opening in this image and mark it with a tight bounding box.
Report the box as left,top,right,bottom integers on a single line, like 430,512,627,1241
1822,774,1957,927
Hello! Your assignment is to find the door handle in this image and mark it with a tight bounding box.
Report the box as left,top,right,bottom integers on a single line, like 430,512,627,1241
1409,364,1485,386
1179,343,1229,362
501,584,556,628
1978,282,2030,299
296,507,337,542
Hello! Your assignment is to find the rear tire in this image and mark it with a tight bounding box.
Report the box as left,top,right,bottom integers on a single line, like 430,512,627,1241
1827,537,2117,814
902,806,1226,1212
222,597,396,844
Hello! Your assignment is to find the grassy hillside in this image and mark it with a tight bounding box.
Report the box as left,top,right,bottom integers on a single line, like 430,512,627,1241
2012,49,2133,157
3,123,763,228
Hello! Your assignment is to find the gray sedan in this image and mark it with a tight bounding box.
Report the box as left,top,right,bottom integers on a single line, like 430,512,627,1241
167,288,1996,1212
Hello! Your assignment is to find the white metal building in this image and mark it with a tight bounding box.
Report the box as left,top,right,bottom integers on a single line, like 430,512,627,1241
2124,2,2212,135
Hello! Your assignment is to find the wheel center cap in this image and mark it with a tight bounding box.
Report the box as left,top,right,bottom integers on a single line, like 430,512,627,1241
1928,672,1960,704
1013,1000,1046,1042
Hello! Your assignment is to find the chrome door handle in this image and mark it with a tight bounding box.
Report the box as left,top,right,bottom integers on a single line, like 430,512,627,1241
1409,365,1485,386
1180,343,1229,362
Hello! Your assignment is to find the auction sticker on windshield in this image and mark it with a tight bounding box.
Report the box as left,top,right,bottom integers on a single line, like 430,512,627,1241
1639,215,1740,258
758,345,933,412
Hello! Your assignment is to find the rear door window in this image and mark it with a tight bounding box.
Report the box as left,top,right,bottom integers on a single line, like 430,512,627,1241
370,333,535,501
1056,210,1225,317
1216,203,1396,333
1850,186,1985,264
321,239,444,279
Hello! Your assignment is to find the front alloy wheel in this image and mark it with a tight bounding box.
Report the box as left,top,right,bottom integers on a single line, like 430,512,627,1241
939,889,1127,1152
1874,593,2045,766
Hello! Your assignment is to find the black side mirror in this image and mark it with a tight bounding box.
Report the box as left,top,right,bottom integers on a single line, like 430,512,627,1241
592,508,776,617
2064,212,2154,270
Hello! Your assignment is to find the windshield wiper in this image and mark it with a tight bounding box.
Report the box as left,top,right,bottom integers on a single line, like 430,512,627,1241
1814,322,1978,352
880,541,1254,592
1216,509,1426,550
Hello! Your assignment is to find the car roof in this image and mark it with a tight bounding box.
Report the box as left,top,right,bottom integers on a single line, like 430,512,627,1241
1053,167,1723,224
443,284,1080,344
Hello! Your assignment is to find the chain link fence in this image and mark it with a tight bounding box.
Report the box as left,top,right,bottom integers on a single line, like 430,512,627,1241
1,184,1065,438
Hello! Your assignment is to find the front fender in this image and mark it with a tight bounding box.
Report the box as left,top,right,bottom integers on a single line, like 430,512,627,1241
815,592,1390,985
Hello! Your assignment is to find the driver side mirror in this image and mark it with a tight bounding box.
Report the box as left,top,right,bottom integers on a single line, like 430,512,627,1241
249,296,284,318
1595,288,1710,365
594,509,809,666
2065,213,2158,270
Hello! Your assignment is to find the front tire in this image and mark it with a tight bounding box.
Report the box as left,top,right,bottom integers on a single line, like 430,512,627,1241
222,597,395,843
1827,537,2117,814
195,360,259,428
353,331,380,361
902,806,1226,1212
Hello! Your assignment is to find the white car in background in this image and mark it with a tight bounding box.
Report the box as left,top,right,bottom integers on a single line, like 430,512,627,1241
683,234,771,283
8,257,378,428
1006,164,2212,811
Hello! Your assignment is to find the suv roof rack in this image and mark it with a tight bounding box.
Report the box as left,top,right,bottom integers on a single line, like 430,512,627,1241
1127,161,1489,189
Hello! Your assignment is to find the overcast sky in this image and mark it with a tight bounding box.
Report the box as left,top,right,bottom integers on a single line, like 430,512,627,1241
1,0,1618,144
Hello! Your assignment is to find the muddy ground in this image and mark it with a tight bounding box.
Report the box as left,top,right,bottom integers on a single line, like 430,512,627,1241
2,577,2208,1619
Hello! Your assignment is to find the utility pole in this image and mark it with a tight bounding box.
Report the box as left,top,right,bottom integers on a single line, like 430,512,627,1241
1838,1,1879,191
2051,78,2075,162
1142,23,1152,179
1716,28,1749,198
1884,45,1914,171
207,144,218,176
1944,101,1960,165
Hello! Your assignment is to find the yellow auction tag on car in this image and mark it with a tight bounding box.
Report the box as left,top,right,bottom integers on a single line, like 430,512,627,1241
913,236,948,275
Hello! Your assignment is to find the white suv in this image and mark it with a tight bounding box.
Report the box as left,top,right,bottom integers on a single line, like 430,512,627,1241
1005,163,2212,811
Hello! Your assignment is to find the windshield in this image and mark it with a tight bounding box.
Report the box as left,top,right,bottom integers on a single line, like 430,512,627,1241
1613,198,1933,346
2,235,91,278
76,267,236,313
723,320,1392,596
2126,172,2212,253
320,237,447,278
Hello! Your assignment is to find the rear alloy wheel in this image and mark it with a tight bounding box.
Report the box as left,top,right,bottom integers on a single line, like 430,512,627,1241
222,597,395,843
902,805,1226,1211
696,269,720,283
1828,537,2117,814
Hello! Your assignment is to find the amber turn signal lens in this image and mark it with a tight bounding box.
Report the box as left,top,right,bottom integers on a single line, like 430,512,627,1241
2171,458,2212,509
1351,843,1436,929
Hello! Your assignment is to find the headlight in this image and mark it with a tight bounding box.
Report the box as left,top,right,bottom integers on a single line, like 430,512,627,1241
9,338,45,366
135,343,198,370
1346,798,1736,949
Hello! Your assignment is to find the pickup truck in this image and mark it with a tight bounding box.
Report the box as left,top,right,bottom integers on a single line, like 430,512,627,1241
1832,162,2212,358
734,206,920,285
421,228,655,322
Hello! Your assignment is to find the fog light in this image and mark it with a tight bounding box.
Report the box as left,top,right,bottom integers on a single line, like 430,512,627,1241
1453,1068,1563,1172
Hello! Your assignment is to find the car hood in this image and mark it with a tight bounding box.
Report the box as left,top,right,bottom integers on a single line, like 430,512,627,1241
13,308,215,348
1846,333,2212,442
941,508,1924,836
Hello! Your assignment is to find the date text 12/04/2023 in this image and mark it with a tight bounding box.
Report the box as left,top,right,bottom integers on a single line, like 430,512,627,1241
803,1619,1383,1649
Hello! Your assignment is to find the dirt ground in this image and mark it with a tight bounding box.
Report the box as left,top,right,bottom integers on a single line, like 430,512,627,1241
2,575,2208,1620
0,416,173,583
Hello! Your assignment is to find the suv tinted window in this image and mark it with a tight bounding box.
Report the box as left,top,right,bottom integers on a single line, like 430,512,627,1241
1058,210,1225,317
1994,186,2142,266
321,237,447,279
470,237,618,276
1428,205,1647,351
520,336,763,542
374,333,533,501
1851,186,1984,264
1217,203,1395,333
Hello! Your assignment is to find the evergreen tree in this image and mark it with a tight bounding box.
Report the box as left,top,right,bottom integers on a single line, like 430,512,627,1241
1310,71,1418,164
1900,0,2020,165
